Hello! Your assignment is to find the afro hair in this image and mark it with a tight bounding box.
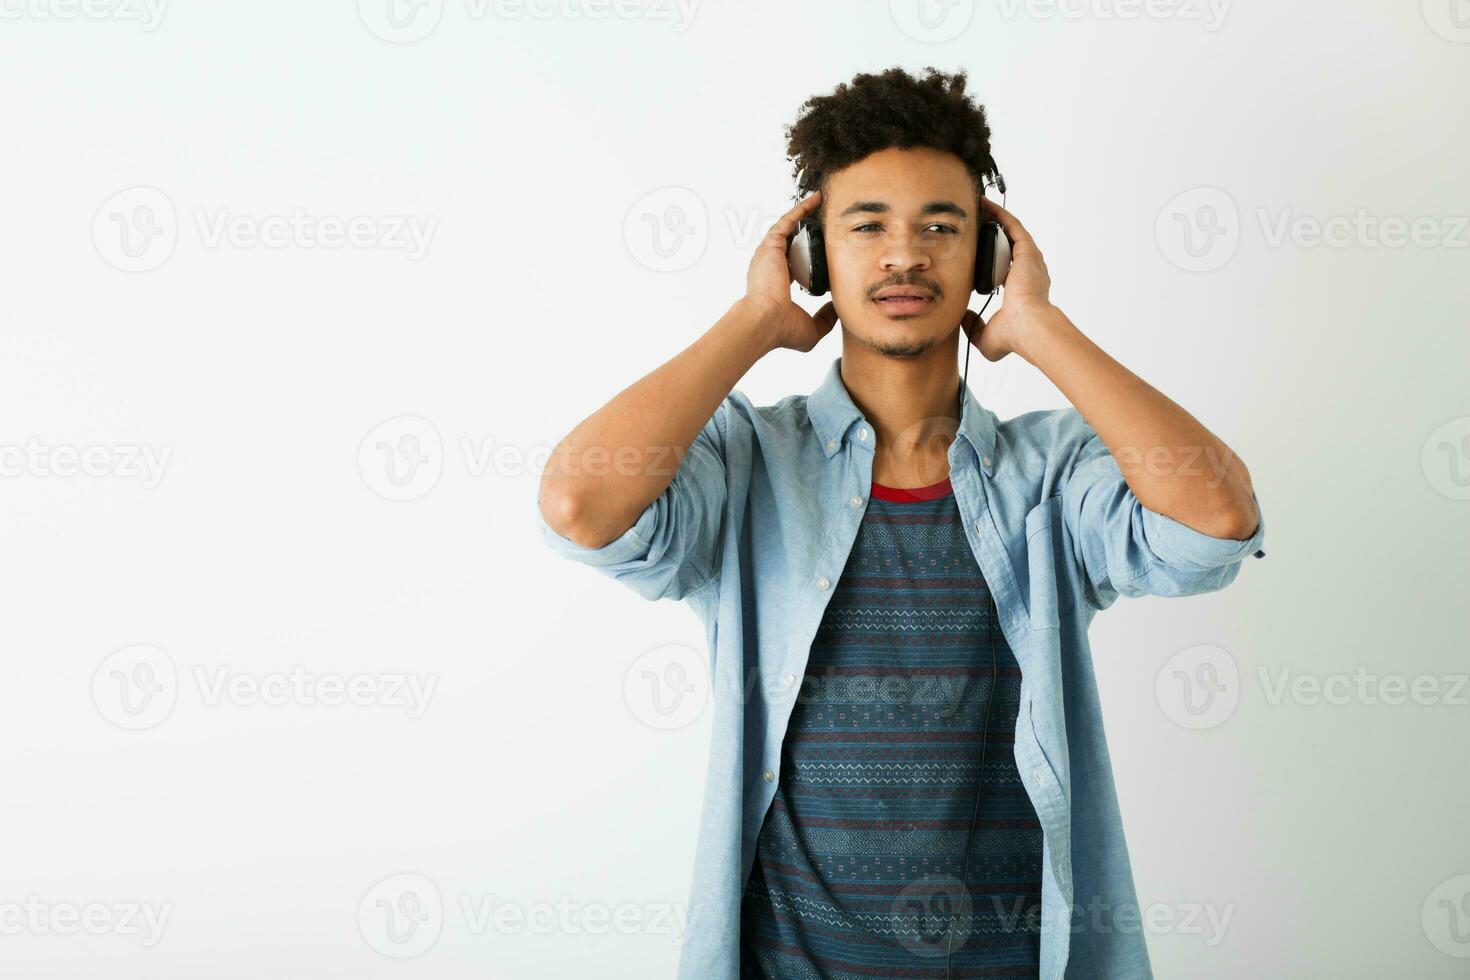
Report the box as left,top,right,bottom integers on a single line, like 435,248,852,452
784,66,1001,217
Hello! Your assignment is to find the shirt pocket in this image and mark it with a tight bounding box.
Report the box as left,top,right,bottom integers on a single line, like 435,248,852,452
1023,494,1070,630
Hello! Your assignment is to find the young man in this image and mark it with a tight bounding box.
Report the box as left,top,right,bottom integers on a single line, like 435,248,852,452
537,67,1264,980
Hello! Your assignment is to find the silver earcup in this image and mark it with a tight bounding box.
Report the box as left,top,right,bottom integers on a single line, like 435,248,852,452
991,226,1011,290
787,222,816,294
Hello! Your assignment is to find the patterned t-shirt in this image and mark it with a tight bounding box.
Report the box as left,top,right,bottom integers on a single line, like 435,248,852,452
739,474,1044,979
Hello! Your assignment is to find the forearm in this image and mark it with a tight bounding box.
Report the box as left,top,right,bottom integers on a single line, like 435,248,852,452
1018,306,1259,540
539,298,776,549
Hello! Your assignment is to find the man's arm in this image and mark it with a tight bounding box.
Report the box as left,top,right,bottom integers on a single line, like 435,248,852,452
1017,307,1258,539
969,198,1258,540
538,298,773,551
539,189,837,552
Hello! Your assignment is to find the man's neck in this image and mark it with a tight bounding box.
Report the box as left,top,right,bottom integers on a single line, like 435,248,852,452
839,338,963,489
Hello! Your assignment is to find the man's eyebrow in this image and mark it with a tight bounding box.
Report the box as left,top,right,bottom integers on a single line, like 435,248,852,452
835,200,970,220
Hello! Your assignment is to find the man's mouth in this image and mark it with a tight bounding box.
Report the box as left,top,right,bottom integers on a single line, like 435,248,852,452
873,289,935,315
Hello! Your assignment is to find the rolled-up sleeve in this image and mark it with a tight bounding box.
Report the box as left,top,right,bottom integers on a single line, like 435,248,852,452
1059,426,1266,610
536,403,728,603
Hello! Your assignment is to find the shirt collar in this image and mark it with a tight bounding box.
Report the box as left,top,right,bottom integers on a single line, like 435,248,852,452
806,355,998,466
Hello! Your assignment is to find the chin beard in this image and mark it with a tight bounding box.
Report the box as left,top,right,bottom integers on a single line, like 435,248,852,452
869,333,939,359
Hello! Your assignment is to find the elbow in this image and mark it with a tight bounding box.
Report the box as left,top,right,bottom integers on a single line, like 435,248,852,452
1204,467,1259,540
1217,514,1259,542
1210,499,1260,541
540,485,623,550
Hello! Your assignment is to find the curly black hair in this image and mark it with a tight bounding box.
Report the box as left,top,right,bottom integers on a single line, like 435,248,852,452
784,66,1000,217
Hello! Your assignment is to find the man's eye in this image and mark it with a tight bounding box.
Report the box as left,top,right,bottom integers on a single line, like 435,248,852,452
851,223,958,234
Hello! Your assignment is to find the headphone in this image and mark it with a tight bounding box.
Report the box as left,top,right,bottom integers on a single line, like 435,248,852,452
785,170,1011,297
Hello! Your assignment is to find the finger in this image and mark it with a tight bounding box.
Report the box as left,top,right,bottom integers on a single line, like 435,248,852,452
979,196,1035,250
769,190,822,243
960,308,984,340
814,300,838,333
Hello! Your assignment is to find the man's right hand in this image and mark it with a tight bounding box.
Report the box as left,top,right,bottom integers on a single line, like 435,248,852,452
743,190,838,353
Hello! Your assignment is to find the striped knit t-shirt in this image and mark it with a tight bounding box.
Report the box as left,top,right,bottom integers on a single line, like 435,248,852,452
739,474,1044,979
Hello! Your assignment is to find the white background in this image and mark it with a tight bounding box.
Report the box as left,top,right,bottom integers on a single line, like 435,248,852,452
2,0,1467,976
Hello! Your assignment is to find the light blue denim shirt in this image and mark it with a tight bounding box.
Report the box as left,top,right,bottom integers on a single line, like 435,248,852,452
537,355,1266,979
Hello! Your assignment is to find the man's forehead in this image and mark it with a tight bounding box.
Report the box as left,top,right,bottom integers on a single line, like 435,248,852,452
824,155,978,215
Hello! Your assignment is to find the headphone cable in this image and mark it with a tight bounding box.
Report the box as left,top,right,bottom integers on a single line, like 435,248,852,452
945,612,998,978
946,174,1006,979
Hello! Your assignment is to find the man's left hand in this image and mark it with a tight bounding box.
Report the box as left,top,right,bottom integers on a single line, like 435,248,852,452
962,198,1058,363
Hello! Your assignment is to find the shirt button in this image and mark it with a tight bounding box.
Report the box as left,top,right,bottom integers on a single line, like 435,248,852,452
982,455,992,468
762,769,775,782
816,576,830,590
849,495,862,507
826,438,837,452
784,673,796,687
857,427,868,441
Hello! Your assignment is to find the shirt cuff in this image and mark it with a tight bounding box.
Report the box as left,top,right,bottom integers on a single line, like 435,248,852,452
536,489,660,567
1139,488,1266,571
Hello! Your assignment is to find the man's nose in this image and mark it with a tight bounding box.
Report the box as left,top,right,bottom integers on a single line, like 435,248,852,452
879,237,932,272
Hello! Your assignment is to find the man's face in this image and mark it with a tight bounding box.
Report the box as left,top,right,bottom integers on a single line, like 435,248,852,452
821,145,979,359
